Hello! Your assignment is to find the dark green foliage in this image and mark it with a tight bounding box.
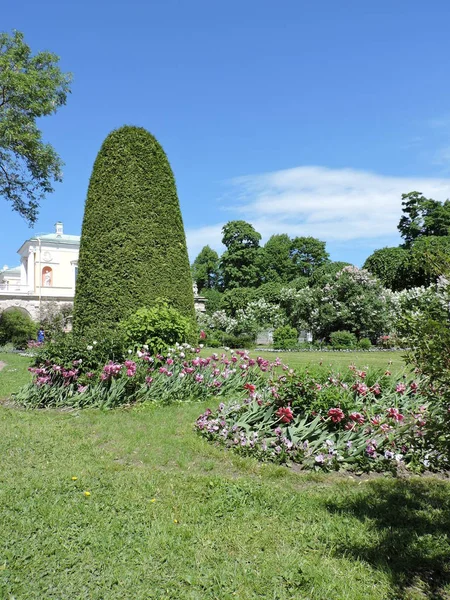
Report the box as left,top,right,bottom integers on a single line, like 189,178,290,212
290,236,329,277
120,304,196,353
260,234,293,282
220,287,256,316
273,325,298,349
398,191,450,247
329,330,357,348
363,246,409,291
308,261,352,287
358,338,372,350
0,308,35,348
252,281,284,304
191,245,220,291
221,333,255,349
73,126,195,333
220,221,262,288
202,288,223,315
0,31,72,223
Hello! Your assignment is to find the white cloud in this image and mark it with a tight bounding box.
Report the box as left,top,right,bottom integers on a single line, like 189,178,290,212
186,165,450,259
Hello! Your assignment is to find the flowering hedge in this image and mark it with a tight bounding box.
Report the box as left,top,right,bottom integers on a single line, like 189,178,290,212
196,362,449,473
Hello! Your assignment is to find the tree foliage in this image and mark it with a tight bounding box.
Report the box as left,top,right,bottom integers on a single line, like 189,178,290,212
220,221,262,288
0,30,72,223
191,245,220,291
398,191,450,247
260,234,293,282
290,236,329,277
73,126,195,333
363,246,409,291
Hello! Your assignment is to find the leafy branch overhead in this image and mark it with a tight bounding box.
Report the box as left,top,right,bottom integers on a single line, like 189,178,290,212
0,30,72,224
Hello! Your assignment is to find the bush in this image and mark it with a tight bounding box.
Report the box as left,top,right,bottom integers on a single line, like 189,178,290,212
0,309,36,348
120,304,196,354
273,325,298,349
73,126,195,334
221,333,255,349
33,329,127,375
39,302,72,339
329,330,357,349
358,338,372,350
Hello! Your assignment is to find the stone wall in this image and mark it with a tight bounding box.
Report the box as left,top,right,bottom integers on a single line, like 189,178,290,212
0,295,74,322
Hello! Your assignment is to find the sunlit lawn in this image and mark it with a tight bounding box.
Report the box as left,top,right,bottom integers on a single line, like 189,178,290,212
1,352,448,599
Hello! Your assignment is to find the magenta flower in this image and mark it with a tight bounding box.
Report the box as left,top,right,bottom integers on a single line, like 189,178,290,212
328,407,345,423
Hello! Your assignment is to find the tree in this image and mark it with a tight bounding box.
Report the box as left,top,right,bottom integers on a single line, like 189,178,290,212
191,245,220,291
290,236,329,277
73,126,195,333
308,261,352,288
220,220,262,288
398,191,450,247
260,234,293,282
0,31,72,224
363,246,409,291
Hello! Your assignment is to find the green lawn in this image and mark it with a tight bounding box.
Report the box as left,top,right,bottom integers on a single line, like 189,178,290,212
248,349,406,373
1,352,449,599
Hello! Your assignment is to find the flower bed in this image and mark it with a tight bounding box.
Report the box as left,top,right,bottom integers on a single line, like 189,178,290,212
196,362,448,473
14,346,274,408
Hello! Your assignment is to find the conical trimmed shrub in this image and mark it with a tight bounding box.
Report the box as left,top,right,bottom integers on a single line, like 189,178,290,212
73,126,195,333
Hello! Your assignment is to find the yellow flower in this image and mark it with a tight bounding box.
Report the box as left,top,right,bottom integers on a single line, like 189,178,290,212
83,491,91,497
173,519,178,524
150,498,156,503
71,476,78,481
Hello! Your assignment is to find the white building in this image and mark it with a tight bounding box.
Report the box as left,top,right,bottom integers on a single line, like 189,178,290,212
0,222,80,321
0,222,205,322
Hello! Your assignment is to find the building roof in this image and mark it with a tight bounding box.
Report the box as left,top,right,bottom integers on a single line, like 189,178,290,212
25,233,80,245
0,265,21,276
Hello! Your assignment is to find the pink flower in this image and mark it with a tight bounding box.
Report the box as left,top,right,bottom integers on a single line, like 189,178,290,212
145,376,153,386
353,382,368,396
166,358,174,366
199,330,206,340
395,383,407,394
328,407,345,423
387,407,404,421
244,383,256,394
276,406,294,424
349,412,365,424
410,381,418,393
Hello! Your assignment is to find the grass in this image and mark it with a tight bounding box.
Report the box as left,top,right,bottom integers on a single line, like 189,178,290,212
248,349,406,373
1,352,449,599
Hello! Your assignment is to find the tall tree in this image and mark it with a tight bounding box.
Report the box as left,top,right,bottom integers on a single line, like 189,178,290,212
220,220,262,288
290,236,329,277
398,191,450,247
191,245,220,291
73,126,195,333
0,31,72,223
261,234,293,282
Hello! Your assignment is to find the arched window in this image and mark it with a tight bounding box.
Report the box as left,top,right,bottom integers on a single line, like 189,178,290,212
42,266,53,287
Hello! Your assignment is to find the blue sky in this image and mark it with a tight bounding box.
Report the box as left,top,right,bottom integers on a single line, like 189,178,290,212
2,0,450,269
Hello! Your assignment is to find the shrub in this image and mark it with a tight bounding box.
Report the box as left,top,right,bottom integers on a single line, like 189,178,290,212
33,329,127,375
329,330,357,349
358,338,372,350
39,302,72,339
120,304,196,354
273,325,298,349
221,333,255,349
73,126,195,334
0,309,36,348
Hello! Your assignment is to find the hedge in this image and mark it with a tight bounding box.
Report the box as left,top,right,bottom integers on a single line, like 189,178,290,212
73,126,195,333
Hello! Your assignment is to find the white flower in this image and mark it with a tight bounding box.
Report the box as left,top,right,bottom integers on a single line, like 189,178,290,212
93,340,98,345
87,345,93,351
199,344,204,349
128,349,132,354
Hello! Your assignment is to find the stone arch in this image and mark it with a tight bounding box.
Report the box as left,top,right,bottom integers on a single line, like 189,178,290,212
1,305,33,319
